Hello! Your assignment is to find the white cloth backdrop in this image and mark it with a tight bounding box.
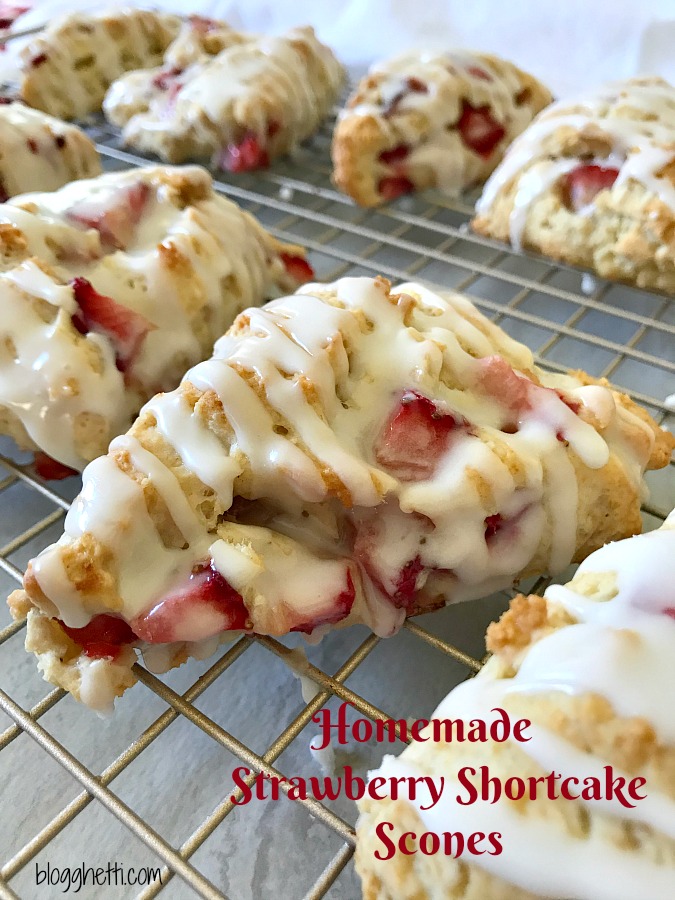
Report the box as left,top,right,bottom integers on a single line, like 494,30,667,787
13,0,675,96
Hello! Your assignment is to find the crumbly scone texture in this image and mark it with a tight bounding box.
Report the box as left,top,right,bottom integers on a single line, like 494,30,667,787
7,276,672,710
0,163,310,468
332,50,551,207
0,103,101,198
103,26,344,167
18,7,181,119
355,523,675,898
472,76,675,294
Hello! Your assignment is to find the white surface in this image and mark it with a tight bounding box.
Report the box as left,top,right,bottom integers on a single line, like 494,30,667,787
14,0,675,95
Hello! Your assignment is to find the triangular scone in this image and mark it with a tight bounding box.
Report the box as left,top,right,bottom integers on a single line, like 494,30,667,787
103,27,344,171
9,276,673,710
0,104,101,199
0,164,312,470
473,77,675,293
16,8,181,119
356,514,675,899
331,50,551,207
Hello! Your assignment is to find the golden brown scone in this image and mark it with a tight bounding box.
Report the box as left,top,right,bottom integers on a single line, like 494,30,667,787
0,103,101,198
0,164,313,470
473,76,675,294
356,515,675,898
332,50,551,207
18,7,181,119
103,26,344,171
8,276,671,710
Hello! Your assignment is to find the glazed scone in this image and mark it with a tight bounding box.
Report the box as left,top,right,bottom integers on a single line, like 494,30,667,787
7,276,672,711
356,513,675,899
473,76,675,294
0,164,313,470
0,103,101,198
332,50,552,207
103,27,344,171
18,7,181,119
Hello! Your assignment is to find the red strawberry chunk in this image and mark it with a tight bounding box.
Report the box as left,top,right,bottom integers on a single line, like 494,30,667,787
561,164,619,212
71,277,152,373
466,65,492,81
189,14,220,33
665,608,675,620
383,76,428,117
0,4,29,29
66,181,150,251
131,559,250,643
152,66,183,91
476,356,531,419
59,614,137,660
375,390,468,481
30,52,47,67
457,100,505,158
291,571,355,633
280,252,314,284
378,144,410,167
218,133,269,173
484,513,503,541
33,452,77,481
378,175,415,201
391,555,424,610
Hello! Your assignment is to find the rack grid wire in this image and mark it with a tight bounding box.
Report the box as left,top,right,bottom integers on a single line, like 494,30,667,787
0,104,673,900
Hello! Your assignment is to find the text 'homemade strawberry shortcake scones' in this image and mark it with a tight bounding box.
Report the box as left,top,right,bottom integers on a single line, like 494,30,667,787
0,164,313,472
16,7,181,119
8,276,672,710
356,514,675,899
0,103,101,199
473,76,675,293
332,51,552,206
104,26,344,173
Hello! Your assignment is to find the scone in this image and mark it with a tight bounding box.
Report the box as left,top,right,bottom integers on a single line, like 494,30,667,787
0,103,101,199
356,513,675,899
8,276,672,711
103,27,344,172
332,51,552,206
0,164,313,470
473,76,675,294
18,7,181,119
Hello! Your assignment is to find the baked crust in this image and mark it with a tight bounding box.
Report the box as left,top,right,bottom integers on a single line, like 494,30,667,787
472,77,675,294
7,277,672,710
355,516,675,898
103,26,344,169
332,51,551,207
19,8,181,119
0,164,311,468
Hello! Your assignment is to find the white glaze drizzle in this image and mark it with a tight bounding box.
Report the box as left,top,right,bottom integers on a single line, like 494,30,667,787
0,164,288,467
340,50,547,194
28,277,659,648
366,518,675,897
476,77,675,247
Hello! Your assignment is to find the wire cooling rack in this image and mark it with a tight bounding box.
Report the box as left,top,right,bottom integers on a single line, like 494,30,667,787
0,105,674,900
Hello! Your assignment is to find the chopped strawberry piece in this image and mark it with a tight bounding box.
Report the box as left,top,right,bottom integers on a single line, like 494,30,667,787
59,614,137,660
391,556,424,610
554,389,581,415
280,252,314,284
30,52,47,67
466,65,492,81
71,277,152,373
476,357,531,418
378,144,410,166
375,390,468,481
383,76,428,117
152,66,183,91
131,559,250,643
0,97,12,104
484,513,503,541
378,175,415,201
291,571,356,633
561,164,619,212
456,100,505,158
188,14,219,33
66,182,150,251
0,4,29,29
27,138,37,153
0,181,7,203
33,452,77,481
218,133,269,173
665,608,675,620
267,120,281,138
